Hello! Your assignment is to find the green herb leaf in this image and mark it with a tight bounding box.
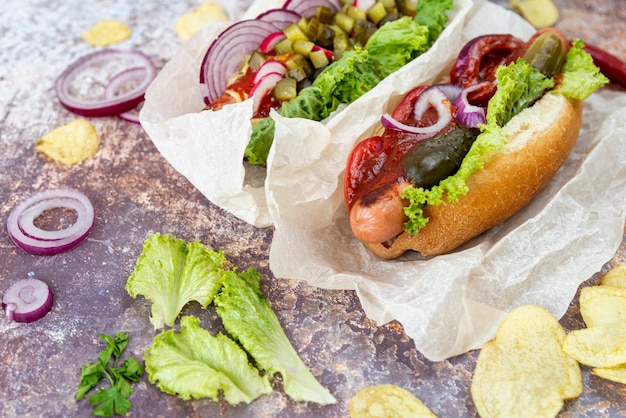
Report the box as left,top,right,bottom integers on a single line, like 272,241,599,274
89,387,133,417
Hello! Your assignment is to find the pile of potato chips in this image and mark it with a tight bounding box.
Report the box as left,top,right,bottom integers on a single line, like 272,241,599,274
471,265,626,418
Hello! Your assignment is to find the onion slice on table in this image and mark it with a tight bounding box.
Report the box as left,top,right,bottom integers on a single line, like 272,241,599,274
381,86,453,136
104,67,149,123
2,278,54,323
7,188,95,256
199,19,280,104
55,49,157,117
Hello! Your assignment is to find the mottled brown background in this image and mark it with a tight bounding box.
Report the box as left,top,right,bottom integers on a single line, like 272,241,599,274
1,0,625,417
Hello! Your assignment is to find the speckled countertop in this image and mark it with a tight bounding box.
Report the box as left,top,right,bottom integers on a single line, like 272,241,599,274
1,0,625,417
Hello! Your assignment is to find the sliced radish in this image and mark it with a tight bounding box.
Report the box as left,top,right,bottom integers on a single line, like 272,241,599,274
260,32,288,54
3,278,54,323
250,72,284,113
253,60,288,84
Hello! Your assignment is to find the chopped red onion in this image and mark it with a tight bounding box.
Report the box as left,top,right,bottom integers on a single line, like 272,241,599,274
453,83,490,128
2,278,53,323
7,188,95,256
381,86,453,136
55,49,157,117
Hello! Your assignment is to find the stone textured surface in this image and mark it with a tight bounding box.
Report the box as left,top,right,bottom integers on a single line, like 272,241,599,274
0,0,625,417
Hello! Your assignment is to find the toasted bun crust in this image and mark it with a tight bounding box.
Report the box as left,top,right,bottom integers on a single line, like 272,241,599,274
365,93,583,258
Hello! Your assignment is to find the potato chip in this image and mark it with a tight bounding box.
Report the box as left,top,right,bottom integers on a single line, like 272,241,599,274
471,305,582,418
593,364,626,385
35,119,99,165
174,2,228,41
82,19,131,46
598,265,626,288
579,285,626,328
349,384,437,418
510,0,558,29
563,326,626,368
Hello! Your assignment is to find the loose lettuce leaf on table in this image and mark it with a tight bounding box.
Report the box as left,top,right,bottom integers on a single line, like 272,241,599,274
144,316,272,404
125,233,227,329
214,269,337,405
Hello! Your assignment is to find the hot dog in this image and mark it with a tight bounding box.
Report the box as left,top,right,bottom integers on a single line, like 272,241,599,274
345,29,609,258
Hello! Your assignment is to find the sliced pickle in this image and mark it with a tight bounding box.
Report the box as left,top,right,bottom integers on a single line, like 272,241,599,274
522,32,565,77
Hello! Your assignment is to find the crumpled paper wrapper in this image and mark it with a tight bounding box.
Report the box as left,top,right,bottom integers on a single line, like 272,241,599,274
266,1,626,361
139,0,476,227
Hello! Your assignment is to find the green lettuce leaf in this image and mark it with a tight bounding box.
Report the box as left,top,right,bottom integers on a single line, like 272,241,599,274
553,39,609,100
402,43,607,235
214,269,337,405
125,233,227,329
144,316,272,404
246,2,453,166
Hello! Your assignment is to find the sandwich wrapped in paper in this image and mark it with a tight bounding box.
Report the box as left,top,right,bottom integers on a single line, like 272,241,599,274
266,1,626,361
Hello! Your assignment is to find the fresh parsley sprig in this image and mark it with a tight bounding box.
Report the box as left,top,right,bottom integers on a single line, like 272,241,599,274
76,332,144,417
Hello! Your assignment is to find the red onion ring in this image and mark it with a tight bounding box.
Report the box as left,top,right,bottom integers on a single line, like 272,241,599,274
199,19,280,104
104,67,147,123
2,278,54,323
7,188,95,256
283,0,343,16
256,8,302,30
381,87,453,136
55,49,157,117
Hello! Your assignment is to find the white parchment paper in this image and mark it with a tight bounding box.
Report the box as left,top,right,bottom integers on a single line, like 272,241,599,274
266,2,626,361
139,0,476,227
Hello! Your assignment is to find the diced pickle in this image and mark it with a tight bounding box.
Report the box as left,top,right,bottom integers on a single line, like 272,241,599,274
316,25,336,49
293,39,315,55
310,49,330,69
283,23,309,42
274,37,293,54
285,53,309,71
288,66,309,82
367,2,387,25
379,0,397,8
297,16,309,32
306,18,323,40
273,77,298,101
333,11,355,33
347,5,367,21
316,6,334,24
333,31,350,59
248,51,266,72
379,11,400,26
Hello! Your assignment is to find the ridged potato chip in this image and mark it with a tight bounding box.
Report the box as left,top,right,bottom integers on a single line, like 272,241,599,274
35,119,99,165
471,305,582,418
598,264,626,288
510,0,559,28
82,19,131,46
349,384,437,418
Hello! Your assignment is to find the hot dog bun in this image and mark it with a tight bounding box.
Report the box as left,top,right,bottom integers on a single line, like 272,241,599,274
364,92,583,258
